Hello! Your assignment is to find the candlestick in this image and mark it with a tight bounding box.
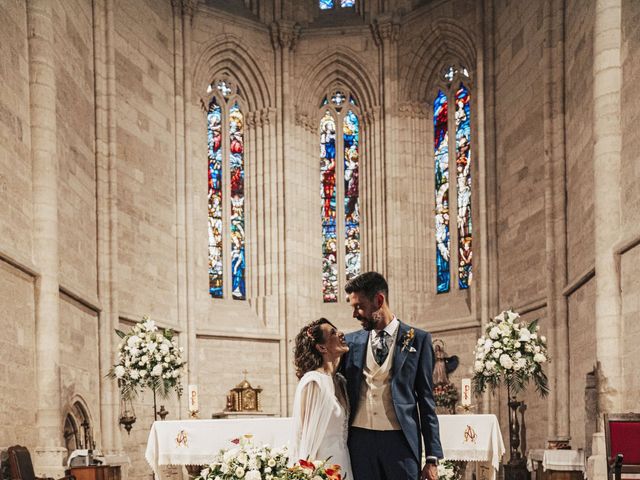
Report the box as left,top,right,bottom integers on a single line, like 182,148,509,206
462,378,471,406
188,384,199,413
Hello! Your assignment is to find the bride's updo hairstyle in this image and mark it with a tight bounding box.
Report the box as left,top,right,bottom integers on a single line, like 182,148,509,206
294,318,334,379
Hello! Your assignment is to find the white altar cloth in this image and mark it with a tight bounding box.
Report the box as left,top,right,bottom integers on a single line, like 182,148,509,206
146,414,504,478
145,417,293,477
527,449,586,474
438,414,505,472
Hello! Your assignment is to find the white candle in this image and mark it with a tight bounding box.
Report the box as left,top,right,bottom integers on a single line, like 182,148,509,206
461,378,471,406
188,384,199,412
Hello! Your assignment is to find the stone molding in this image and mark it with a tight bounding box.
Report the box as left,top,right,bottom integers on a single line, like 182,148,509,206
370,16,400,46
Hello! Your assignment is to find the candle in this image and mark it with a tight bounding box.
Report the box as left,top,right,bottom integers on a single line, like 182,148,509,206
461,378,471,406
188,384,199,412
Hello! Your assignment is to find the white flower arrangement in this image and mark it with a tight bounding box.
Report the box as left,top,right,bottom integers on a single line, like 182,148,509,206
108,315,185,400
472,310,549,397
437,460,461,480
195,435,289,480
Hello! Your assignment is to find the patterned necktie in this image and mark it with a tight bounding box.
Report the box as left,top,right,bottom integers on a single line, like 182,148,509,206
373,330,389,366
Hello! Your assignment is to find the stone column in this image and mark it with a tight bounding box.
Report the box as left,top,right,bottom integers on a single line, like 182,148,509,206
542,0,570,442
371,14,400,286
95,0,122,455
27,0,66,474
589,1,622,478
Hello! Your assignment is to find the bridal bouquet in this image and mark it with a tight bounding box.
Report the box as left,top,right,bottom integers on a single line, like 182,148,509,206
472,309,549,396
286,459,344,480
108,315,185,400
195,436,288,480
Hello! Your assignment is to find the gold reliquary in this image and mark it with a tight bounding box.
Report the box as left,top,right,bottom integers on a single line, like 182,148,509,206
225,373,263,412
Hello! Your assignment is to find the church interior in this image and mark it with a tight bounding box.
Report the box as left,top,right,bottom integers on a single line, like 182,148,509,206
1,0,639,479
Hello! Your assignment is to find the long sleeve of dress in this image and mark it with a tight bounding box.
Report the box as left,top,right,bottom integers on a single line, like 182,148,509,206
290,373,334,463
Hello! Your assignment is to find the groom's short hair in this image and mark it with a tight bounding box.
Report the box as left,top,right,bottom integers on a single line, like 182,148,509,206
345,271,389,301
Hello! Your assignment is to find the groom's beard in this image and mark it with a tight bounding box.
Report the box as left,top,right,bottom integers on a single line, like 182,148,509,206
357,315,376,331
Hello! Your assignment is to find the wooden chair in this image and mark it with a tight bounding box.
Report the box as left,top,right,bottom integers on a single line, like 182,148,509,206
7,446,74,480
604,413,640,480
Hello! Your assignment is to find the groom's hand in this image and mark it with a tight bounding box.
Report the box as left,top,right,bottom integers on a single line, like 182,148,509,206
421,463,438,480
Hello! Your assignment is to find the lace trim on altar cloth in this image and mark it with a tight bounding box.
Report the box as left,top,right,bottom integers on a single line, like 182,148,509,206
441,450,500,471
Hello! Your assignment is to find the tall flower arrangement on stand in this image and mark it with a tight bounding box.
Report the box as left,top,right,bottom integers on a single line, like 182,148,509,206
472,310,549,396
472,309,549,466
108,316,185,421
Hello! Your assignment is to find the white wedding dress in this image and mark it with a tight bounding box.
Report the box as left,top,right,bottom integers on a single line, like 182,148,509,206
291,371,352,479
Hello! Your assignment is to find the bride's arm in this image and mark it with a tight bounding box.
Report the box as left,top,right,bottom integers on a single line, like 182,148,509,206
292,377,332,463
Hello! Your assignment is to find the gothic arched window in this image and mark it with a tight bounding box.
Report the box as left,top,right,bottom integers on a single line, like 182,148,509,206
320,90,361,302
207,79,246,300
434,65,472,294
319,0,355,10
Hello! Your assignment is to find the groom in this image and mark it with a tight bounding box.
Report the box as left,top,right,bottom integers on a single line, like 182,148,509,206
341,271,443,480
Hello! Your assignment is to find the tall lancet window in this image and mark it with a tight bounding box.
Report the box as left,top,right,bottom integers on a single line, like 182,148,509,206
434,65,473,293
320,91,361,302
207,79,246,300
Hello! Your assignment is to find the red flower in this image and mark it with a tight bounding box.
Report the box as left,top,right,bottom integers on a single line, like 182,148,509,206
298,459,315,470
230,438,240,445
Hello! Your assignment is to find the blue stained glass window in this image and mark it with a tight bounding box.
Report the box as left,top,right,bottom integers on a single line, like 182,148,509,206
434,90,450,294
320,0,334,9
344,110,360,283
208,98,224,298
341,0,355,6
229,103,246,300
321,111,338,302
455,84,472,289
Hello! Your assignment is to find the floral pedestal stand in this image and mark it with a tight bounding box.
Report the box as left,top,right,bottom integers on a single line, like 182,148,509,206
504,385,530,480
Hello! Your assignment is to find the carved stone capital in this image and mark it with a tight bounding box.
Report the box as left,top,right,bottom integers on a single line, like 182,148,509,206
246,111,257,129
371,16,400,46
270,21,301,51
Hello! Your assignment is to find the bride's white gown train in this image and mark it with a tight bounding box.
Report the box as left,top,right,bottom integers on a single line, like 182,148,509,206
291,371,352,479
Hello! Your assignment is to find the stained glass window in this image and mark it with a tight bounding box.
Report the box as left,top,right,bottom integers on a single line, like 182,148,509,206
321,111,338,302
207,80,247,300
433,66,473,294
229,102,246,300
319,0,355,9
434,90,450,294
343,110,360,283
208,98,223,298
320,92,361,302
455,84,472,289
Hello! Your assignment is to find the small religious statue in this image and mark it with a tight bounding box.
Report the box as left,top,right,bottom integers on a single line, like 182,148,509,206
432,339,460,414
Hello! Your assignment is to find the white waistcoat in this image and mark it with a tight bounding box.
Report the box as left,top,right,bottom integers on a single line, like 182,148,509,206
351,334,401,430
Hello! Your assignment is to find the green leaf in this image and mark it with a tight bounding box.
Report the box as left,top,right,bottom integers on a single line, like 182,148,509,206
115,329,126,339
528,319,539,333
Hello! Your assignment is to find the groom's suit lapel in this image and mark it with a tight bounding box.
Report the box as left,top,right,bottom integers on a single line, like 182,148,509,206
351,329,368,371
392,320,411,377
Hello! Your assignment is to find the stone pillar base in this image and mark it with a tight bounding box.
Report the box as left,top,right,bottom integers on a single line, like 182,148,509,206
33,447,68,478
587,432,609,480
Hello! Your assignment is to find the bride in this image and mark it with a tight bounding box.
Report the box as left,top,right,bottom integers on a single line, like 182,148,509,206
291,318,352,479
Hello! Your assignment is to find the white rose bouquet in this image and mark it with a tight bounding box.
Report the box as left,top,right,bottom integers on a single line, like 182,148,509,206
472,310,549,397
108,315,185,401
195,435,289,480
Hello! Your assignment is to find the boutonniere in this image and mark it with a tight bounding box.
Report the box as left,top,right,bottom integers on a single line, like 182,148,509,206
402,328,416,352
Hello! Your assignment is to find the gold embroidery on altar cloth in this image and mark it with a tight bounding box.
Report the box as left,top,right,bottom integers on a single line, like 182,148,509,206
176,429,189,447
464,424,477,443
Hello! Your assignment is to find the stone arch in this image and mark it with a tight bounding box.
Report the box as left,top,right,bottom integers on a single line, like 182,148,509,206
402,20,476,103
193,34,273,111
62,395,95,452
295,47,378,118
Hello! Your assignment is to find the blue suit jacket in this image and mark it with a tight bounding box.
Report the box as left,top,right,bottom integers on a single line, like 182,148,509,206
342,321,444,461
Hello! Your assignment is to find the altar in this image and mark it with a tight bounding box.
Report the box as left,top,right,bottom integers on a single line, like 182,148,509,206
146,414,504,479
